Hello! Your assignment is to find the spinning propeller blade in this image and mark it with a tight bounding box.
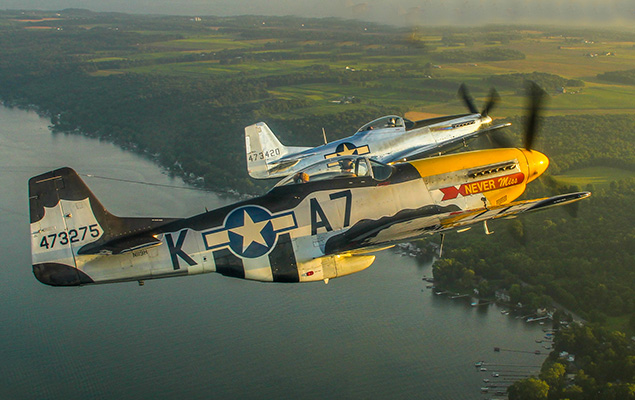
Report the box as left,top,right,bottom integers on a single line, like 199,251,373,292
458,84,503,146
458,84,479,114
484,81,548,150
458,84,500,117
481,87,500,117
524,81,547,150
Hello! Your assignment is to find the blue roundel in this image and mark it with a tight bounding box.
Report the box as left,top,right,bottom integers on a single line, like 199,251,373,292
225,206,276,258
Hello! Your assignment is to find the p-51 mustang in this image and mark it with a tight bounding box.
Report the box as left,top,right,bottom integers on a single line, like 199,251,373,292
245,85,510,180
30,85,589,287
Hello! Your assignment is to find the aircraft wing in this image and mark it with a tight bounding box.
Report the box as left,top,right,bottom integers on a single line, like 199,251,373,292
324,191,590,256
381,122,512,163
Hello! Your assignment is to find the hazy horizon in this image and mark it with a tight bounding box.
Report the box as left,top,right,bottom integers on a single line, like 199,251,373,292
4,0,634,27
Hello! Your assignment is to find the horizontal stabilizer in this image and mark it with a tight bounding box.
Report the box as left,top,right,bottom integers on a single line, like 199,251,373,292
267,158,301,174
78,232,162,255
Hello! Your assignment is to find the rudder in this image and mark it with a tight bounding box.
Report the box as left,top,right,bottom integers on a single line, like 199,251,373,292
29,167,108,285
245,122,288,179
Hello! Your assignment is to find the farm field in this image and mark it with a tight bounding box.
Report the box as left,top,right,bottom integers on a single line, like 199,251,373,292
51,15,633,120
553,166,633,189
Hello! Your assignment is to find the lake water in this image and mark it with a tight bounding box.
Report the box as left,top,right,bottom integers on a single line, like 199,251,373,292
0,106,547,399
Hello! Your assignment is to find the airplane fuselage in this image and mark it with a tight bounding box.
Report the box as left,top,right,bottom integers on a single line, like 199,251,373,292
30,147,552,286
246,113,496,179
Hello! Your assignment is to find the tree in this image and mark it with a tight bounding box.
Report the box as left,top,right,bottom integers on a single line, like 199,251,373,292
562,385,584,400
510,283,522,304
540,362,566,399
508,378,549,400
509,219,526,244
602,383,635,400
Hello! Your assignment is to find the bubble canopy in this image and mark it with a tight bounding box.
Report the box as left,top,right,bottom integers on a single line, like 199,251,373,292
274,156,394,187
355,115,415,133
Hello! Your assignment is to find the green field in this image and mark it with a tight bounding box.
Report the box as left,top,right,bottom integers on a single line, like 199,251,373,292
71,22,634,119
147,36,255,51
553,167,634,189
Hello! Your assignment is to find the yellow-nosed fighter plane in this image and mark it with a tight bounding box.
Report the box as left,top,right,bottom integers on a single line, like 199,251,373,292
30,84,590,286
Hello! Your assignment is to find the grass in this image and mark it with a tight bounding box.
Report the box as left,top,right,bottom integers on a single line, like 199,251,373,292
147,36,255,51
90,56,127,62
547,85,635,114
552,167,634,189
272,103,371,120
270,84,345,101
89,70,125,77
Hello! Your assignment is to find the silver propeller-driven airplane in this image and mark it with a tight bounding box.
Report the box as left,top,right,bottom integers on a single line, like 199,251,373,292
245,85,510,180
30,84,589,287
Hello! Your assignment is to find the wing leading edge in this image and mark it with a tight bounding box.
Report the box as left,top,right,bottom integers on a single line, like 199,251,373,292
324,191,591,256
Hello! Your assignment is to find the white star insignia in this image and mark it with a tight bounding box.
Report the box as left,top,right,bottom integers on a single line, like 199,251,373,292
229,210,270,253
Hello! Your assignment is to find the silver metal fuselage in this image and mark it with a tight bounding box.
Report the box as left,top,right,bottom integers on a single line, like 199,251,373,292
246,113,493,179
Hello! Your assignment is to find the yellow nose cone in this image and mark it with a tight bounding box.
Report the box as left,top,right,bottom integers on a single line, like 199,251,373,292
522,149,549,183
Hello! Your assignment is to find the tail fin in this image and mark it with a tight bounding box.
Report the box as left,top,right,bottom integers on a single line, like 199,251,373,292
29,168,175,285
245,122,291,179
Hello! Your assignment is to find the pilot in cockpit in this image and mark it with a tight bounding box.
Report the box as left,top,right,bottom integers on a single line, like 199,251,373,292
339,159,356,176
340,158,353,174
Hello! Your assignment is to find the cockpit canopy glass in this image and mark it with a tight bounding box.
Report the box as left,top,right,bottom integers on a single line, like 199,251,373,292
355,115,415,133
274,156,394,187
